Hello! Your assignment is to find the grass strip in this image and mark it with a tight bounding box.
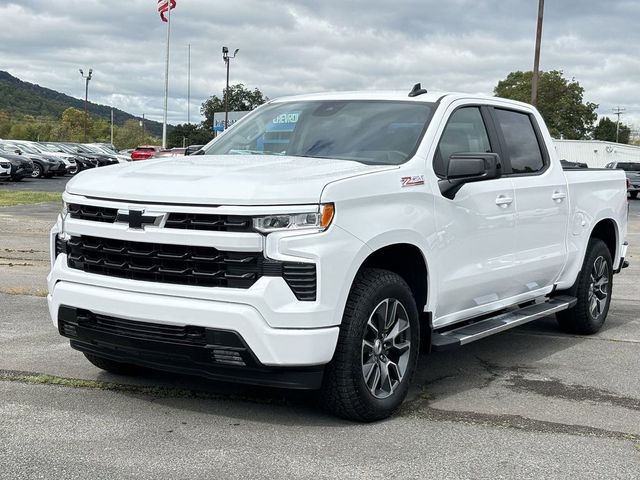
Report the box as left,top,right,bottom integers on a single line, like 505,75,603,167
0,191,62,207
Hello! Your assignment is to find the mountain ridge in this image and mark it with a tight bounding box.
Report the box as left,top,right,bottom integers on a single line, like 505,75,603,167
0,70,166,137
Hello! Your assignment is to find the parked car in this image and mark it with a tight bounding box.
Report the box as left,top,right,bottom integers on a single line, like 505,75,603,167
40,143,98,171
0,142,64,178
131,145,162,161
65,143,119,167
605,161,640,199
151,148,186,158
11,140,79,175
85,144,131,163
560,159,588,169
185,144,204,156
0,159,11,180
0,153,34,181
49,89,629,421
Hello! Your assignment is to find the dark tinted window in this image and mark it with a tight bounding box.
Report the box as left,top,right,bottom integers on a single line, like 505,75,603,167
615,163,640,172
433,107,491,177
494,109,545,174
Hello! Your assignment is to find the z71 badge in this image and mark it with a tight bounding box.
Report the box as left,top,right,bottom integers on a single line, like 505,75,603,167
401,175,425,187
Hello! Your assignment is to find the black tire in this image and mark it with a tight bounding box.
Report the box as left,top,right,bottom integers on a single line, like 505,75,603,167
556,238,613,334
630,191,638,199
321,268,420,422
31,163,42,178
83,352,141,376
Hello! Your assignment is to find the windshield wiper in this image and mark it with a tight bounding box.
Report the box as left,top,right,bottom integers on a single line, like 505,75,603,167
227,149,285,156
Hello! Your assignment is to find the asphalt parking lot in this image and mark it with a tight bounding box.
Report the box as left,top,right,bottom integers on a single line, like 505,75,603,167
0,175,71,192
1,199,639,479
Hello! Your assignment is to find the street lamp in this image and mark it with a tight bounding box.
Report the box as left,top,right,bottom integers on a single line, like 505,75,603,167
222,46,239,129
79,68,93,142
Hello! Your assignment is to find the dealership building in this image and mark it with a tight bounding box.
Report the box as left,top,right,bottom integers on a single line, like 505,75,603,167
553,139,640,168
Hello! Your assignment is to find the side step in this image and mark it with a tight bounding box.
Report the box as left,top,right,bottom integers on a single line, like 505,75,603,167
431,295,577,352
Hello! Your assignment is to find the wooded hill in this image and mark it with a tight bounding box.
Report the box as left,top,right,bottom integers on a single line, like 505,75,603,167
0,70,164,137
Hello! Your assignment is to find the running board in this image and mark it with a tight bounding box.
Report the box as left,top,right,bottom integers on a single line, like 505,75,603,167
431,295,577,352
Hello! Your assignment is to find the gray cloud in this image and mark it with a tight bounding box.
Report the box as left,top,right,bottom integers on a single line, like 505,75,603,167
0,0,638,130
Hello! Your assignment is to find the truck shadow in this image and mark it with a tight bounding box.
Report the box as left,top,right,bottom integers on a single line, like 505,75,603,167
94,306,636,427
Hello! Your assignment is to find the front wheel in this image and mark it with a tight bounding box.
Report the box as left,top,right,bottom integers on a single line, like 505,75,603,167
321,268,420,422
31,163,42,178
556,238,613,334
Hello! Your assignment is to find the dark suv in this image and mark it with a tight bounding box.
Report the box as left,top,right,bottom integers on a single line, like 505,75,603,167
605,161,640,199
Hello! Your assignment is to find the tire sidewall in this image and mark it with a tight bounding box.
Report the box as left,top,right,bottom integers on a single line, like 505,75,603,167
31,163,42,178
579,239,613,331
345,275,420,415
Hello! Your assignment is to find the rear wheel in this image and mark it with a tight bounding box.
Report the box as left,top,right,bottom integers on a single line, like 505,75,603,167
556,238,613,334
83,352,141,376
321,268,420,422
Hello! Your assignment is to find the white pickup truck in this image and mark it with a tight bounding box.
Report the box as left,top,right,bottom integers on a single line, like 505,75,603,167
48,87,629,421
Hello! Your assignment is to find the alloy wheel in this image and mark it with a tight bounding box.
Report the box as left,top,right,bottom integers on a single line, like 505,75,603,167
588,255,609,320
361,298,411,399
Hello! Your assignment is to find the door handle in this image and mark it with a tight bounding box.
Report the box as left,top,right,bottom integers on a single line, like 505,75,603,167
552,191,567,202
495,195,513,207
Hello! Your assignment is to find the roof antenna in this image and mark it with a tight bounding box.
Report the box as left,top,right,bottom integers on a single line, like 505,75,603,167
408,83,428,97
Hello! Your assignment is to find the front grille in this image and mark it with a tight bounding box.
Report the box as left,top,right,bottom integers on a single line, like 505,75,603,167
66,235,262,289
69,204,117,223
165,213,252,232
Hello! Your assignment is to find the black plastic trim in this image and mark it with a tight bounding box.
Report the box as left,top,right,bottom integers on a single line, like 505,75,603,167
59,306,324,390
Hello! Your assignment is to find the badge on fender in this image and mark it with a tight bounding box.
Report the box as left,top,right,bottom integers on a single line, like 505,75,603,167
401,175,425,187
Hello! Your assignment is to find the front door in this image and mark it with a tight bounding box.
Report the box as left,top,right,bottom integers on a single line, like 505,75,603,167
431,106,518,326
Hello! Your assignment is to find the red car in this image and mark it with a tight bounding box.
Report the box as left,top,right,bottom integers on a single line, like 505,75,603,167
130,146,162,161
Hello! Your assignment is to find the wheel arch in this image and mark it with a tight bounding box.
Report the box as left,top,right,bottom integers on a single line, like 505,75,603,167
589,218,618,260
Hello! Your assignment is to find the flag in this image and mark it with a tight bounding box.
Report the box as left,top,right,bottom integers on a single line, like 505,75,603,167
158,0,176,22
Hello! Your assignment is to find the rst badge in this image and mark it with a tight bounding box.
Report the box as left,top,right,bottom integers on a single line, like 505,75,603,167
401,175,425,187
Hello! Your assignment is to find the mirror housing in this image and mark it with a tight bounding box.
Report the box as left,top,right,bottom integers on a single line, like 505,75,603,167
439,153,502,199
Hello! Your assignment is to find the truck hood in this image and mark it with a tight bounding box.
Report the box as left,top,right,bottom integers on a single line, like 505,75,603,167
66,155,394,205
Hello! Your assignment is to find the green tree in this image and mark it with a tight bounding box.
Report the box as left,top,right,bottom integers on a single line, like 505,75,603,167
167,123,215,148
112,119,160,149
592,116,630,144
494,70,598,139
200,84,267,129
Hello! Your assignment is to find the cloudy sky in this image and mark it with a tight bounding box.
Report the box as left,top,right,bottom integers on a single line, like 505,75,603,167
0,0,638,130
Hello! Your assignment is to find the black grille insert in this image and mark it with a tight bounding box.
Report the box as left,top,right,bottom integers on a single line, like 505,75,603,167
64,235,317,299
165,213,252,232
66,235,261,289
69,204,118,223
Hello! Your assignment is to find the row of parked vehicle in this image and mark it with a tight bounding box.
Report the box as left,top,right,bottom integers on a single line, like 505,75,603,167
0,140,131,182
123,144,204,160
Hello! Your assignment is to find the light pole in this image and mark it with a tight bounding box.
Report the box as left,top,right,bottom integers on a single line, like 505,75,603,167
79,68,93,142
222,46,239,129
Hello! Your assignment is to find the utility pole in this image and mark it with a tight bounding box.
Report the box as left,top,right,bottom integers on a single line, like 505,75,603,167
110,108,114,146
612,106,626,143
187,44,191,125
531,0,544,107
222,46,239,129
79,68,93,142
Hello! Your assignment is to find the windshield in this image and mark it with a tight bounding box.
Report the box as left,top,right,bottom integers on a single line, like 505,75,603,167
12,143,39,154
201,100,435,165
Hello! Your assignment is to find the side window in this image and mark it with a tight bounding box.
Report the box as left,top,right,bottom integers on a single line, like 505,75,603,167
434,107,491,177
494,109,545,174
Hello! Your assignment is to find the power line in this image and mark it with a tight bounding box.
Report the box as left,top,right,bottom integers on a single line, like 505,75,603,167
612,106,626,143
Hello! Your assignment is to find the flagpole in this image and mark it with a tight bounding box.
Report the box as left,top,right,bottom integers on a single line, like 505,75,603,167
162,2,171,149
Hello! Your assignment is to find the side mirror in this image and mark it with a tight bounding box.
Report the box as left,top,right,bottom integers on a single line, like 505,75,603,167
15,149,22,155
439,153,501,199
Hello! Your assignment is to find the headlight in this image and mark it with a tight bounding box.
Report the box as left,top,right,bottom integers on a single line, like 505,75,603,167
253,203,335,233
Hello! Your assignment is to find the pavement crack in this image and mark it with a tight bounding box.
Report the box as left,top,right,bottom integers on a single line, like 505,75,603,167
400,400,640,443
506,374,640,412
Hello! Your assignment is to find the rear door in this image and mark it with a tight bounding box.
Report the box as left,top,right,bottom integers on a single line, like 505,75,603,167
491,107,569,293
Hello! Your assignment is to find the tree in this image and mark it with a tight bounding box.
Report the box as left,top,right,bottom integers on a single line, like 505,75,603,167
167,123,215,148
494,70,598,139
113,119,160,149
200,84,267,129
592,117,630,144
